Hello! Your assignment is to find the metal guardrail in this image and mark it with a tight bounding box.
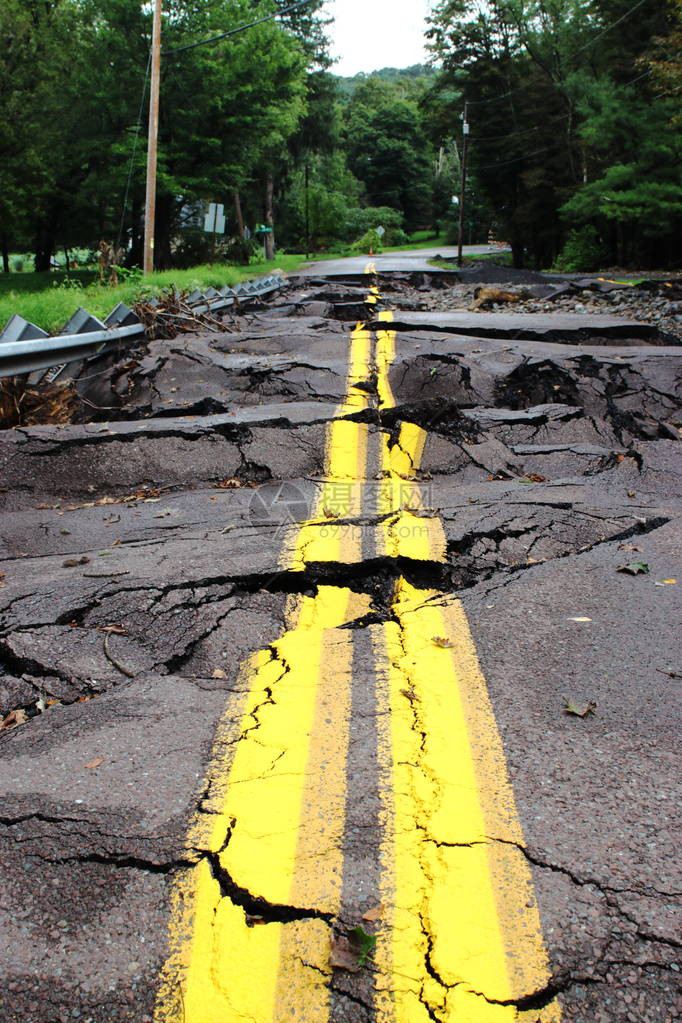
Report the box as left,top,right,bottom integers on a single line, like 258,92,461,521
0,273,285,381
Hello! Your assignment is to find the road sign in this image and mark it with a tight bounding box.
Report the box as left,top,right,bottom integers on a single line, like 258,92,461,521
376,225,385,237
204,203,226,234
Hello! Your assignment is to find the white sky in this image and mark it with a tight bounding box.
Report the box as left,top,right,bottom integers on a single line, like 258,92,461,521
322,0,433,76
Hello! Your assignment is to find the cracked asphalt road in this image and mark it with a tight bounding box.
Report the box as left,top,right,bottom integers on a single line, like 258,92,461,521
0,264,680,1023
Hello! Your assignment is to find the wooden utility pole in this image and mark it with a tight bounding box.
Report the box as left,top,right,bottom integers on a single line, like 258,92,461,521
457,103,470,268
143,0,163,275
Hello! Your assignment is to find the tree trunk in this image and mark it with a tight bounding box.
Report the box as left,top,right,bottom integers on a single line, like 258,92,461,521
1,234,9,274
233,190,245,238
264,174,275,260
128,191,144,268
510,238,524,267
34,224,54,272
154,192,174,269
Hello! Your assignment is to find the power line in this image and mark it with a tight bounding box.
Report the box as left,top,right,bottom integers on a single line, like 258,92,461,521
116,51,152,252
165,0,319,56
467,67,653,149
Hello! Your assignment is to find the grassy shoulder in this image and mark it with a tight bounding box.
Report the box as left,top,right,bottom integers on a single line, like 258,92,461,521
428,251,514,271
0,254,306,334
0,234,453,334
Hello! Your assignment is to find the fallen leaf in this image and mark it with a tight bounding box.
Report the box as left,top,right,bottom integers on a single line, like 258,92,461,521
330,933,362,973
350,926,378,967
524,473,546,483
330,927,378,972
432,636,454,648
617,562,649,575
212,669,227,679
323,506,339,519
563,698,597,718
95,625,128,635
362,904,384,922
626,490,637,498
567,617,592,622
63,556,90,568
84,758,103,769
617,543,641,552
0,708,28,731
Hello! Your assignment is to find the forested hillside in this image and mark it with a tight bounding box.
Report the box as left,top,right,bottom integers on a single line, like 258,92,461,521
1,0,679,272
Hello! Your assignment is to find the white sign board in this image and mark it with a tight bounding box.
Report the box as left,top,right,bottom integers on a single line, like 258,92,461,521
376,225,385,237
204,203,226,234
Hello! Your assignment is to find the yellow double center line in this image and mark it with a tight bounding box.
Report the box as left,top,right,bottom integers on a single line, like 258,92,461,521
154,271,561,1022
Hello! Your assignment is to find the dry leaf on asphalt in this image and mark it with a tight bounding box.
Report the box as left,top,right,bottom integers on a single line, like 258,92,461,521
0,708,28,731
432,636,454,648
212,669,227,679
618,543,642,552
330,933,362,973
563,698,597,718
84,758,104,769
362,904,384,922
96,624,128,634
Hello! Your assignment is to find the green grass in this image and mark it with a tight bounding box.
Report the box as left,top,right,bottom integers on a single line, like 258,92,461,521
428,251,514,271
0,254,306,334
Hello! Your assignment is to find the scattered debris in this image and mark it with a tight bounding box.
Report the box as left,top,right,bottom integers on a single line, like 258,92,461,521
655,668,681,679
563,698,597,718
0,377,83,429
134,287,226,340
84,757,104,769
432,636,454,648
330,926,378,972
0,708,28,731
362,904,384,922
616,562,650,575
471,286,528,310
103,633,136,678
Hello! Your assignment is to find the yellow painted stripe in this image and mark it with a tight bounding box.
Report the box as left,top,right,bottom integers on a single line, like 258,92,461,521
281,324,371,569
373,583,560,1020
369,283,559,1020
375,310,446,562
155,586,369,1023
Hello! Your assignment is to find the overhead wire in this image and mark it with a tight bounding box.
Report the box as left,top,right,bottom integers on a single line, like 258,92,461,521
116,50,152,252
164,0,319,56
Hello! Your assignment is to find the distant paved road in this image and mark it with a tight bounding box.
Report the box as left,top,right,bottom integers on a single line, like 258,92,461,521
297,244,510,276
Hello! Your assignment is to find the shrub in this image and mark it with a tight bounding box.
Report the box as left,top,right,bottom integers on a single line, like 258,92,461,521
350,229,383,253
552,226,609,273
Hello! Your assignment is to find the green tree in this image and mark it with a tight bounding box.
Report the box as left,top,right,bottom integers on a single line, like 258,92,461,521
343,78,434,231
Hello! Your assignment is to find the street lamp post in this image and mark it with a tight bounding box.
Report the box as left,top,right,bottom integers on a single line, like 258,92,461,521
457,103,470,268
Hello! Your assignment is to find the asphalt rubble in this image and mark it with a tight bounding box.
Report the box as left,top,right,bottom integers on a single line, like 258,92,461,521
0,266,680,1022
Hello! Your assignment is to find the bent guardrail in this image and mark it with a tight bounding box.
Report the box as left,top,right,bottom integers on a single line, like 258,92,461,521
0,273,285,381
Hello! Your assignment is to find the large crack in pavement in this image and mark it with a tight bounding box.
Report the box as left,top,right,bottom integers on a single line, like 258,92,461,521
0,269,680,1022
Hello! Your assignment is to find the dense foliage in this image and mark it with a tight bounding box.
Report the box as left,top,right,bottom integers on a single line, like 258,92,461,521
1,0,679,271
427,0,682,267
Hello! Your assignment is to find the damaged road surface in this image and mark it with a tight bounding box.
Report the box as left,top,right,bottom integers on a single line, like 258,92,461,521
1,266,681,1023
